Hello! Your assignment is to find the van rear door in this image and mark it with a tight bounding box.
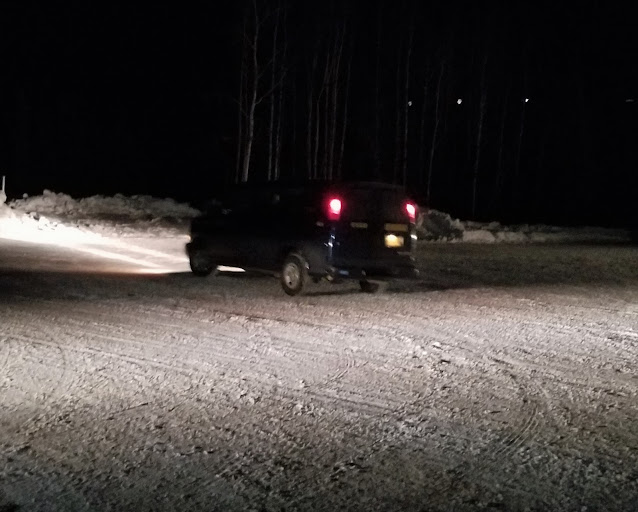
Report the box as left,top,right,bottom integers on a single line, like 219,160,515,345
330,183,416,268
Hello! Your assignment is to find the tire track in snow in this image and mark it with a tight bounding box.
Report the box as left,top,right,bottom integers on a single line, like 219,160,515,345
21,298,414,416
0,329,91,439
409,318,633,510
0,336,12,383
330,305,561,507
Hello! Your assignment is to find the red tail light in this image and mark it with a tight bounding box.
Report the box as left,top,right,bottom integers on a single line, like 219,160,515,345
326,197,342,221
405,202,417,222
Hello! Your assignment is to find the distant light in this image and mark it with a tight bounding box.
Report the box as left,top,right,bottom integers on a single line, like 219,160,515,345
408,100,413,107
457,99,463,105
524,98,530,103
626,99,635,103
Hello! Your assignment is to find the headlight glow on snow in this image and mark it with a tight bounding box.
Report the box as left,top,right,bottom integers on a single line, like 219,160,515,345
217,266,246,273
0,217,188,274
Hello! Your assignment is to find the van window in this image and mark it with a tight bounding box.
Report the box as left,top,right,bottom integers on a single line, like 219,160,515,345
339,187,407,223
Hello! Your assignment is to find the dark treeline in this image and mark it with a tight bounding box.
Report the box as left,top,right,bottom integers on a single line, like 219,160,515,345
232,0,636,225
3,1,637,225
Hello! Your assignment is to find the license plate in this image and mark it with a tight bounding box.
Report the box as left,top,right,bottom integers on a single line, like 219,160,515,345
384,234,404,248
384,223,408,232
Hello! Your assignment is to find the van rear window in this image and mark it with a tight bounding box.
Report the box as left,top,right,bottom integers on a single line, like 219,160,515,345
339,187,408,223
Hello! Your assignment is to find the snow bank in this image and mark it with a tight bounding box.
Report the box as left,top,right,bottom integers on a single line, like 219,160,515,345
10,190,199,220
0,203,19,222
6,190,200,238
0,201,95,245
417,207,631,244
416,209,464,241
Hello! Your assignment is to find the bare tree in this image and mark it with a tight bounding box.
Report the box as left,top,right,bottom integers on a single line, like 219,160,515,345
273,3,288,180
290,69,297,176
319,20,347,180
236,0,288,183
401,22,414,186
328,23,345,180
273,69,284,180
321,48,331,179
373,3,383,177
426,61,445,204
393,33,403,183
306,42,318,179
235,16,247,183
313,49,328,178
240,0,260,183
305,15,349,181
491,79,510,211
392,5,414,185
337,39,354,179
513,85,527,202
417,66,431,188
471,54,488,217
267,3,280,181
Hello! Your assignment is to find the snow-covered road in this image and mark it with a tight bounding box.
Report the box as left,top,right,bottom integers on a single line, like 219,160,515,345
1,236,638,511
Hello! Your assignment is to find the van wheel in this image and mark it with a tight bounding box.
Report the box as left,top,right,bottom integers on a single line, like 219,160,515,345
281,253,308,296
359,280,380,293
189,251,216,277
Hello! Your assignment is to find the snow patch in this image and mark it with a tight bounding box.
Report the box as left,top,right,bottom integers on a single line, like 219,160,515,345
462,229,497,243
7,190,200,238
417,206,630,244
11,189,199,220
417,209,464,241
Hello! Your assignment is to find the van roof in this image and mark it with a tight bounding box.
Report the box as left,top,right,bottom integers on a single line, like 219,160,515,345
225,180,406,192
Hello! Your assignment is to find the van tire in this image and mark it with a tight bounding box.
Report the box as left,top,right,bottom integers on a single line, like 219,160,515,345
189,251,216,277
281,253,309,296
359,280,381,293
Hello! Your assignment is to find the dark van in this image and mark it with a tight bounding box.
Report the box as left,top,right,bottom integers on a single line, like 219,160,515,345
186,181,419,295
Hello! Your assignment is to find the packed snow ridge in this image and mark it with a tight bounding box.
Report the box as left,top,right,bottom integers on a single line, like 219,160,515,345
2,190,198,239
0,189,632,243
10,189,199,220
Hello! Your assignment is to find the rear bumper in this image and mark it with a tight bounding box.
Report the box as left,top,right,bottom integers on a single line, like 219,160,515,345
323,258,419,281
303,240,419,281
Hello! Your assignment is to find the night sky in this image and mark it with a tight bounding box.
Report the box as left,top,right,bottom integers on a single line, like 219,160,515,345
2,2,636,226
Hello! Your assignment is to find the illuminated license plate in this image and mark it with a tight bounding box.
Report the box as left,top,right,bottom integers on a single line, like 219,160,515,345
384,234,404,248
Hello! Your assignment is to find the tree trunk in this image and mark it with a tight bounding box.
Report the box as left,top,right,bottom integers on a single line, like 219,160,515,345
373,3,383,178
393,36,403,183
274,74,283,180
291,75,297,177
328,28,343,181
471,55,488,218
426,61,444,204
401,24,414,186
241,0,260,183
417,76,429,188
337,39,353,179
313,102,321,179
267,6,280,181
318,48,331,179
306,48,317,179
322,50,330,179
235,16,247,184
513,71,528,200
491,82,510,212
